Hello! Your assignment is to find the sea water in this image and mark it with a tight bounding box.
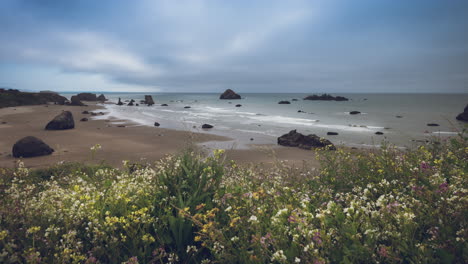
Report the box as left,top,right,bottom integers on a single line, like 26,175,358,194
63,93,468,149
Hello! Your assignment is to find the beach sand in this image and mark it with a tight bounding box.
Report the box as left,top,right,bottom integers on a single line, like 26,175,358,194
0,103,320,168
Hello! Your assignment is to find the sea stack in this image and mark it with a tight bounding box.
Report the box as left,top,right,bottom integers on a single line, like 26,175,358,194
145,95,155,106
97,94,106,101
220,89,241,99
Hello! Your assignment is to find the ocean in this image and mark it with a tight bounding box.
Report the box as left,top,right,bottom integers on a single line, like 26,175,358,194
62,92,468,149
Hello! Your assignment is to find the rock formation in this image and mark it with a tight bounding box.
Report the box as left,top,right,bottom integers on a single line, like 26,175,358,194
145,95,155,106
117,98,124,105
202,124,213,129
70,96,85,106
277,130,336,150
12,136,54,158
97,94,107,101
456,104,468,122
45,111,75,130
0,89,68,107
76,93,97,101
220,89,241,99
303,94,349,101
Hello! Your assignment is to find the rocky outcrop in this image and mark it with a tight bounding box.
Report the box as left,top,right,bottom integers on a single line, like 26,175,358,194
220,89,241,99
277,130,336,150
0,89,68,108
70,96,85,106
278,101,291,104
76,93,97,101
127,99,135,106
303,94,349,101
12,136,54,158
456,104,468,122
202,124,213,129
117,98,124,105
97,94,106,101
145,95,155,106
45,111,75,130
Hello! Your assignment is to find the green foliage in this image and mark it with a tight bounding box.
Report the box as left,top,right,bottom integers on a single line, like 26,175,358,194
0,134,467,263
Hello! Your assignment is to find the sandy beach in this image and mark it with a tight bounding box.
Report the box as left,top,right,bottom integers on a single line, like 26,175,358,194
0,103,320,168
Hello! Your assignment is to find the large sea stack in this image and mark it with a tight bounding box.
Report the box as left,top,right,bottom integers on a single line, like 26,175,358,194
145,95,155,106
456,104,468,122
303,94,349,101
12,136,54,158
278,130,336,150
45,111,75,130
0,89,68,107
220,89,241,99
97,94,107,101
76,93,97,101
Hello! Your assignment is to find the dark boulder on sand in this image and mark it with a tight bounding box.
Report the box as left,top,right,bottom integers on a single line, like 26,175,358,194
278,101,291,104
349,111,361,115
220,89,241,99
145,95,155,106
161,104,168,106
12,136,54,158
278,130,336,150
303,94,349,101
45,111,75,130
80,118,88,122
456,104,468,122
82,111,89,114
202,124,213,129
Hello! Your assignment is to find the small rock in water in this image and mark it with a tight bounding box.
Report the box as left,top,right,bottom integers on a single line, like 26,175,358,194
235,104,242,107
154,122,160,127
250,138,254,141
184,106,191,109
375,131,384,135
396,115,403,118
161,104,168,106
82,111,89,114
327,132,339,136
278,101,291,104
349,111,361,115
427,123,440,127
292,99,299,101
117,125,126,128
202,124,213,129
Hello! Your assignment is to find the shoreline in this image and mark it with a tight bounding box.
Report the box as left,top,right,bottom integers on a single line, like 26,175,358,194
0,103,321,168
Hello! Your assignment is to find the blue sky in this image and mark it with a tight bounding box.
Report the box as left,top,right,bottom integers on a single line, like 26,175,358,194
0,0,467,93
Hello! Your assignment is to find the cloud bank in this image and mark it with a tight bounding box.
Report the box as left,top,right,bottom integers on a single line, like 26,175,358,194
0,0,467,93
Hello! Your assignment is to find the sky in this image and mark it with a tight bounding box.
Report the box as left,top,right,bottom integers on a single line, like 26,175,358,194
0,0,467,93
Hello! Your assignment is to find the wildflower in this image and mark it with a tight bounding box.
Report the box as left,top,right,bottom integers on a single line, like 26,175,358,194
295,257,301,263
27,226,41,235
248,215,258,223
271,250,287,262
0,230,8,240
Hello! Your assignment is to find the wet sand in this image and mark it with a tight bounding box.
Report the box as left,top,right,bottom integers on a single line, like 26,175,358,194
0,103,320,168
